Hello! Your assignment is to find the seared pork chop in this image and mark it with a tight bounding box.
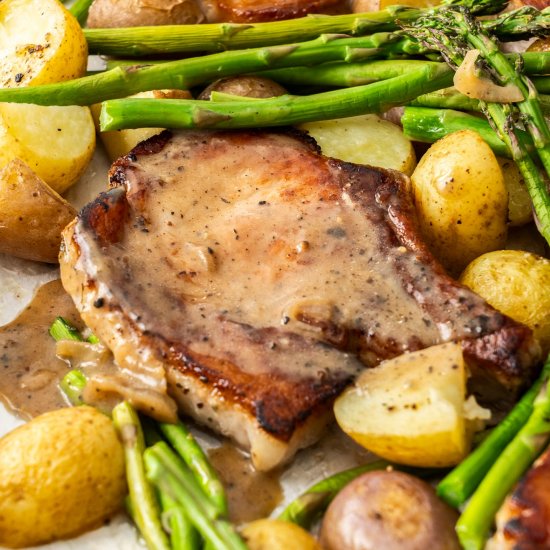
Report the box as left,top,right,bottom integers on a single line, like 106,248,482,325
60,129,540,470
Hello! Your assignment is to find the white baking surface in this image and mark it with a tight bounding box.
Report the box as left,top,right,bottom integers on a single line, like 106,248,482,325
0,139,369,549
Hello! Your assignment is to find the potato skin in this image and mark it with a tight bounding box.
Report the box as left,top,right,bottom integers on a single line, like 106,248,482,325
241,519,321,550
320,471,460,550
0,159,76,263
0,406,126,548
199,76,287,100
498,157,532,226
460,250,550,355
411,130,508,274
87,0,205,28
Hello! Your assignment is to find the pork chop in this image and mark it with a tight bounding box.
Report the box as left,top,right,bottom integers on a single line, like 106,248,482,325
60,129,540,470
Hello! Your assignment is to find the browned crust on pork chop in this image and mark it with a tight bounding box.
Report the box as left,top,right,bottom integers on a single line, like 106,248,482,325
61,128,540,468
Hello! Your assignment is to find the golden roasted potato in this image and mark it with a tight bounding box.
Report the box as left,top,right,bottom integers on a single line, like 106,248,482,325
334,342,490,467
352,0,439,10
320,471,460,550
411,129,508,274
461,250,550,355
0,406,126,548
241,519,321,550
498,158,532,226
92,90,192,162
300,115,416,175
0,0,87,87
0,159,76,263
0,103,95,193
87,0,206,28
199,76,287,100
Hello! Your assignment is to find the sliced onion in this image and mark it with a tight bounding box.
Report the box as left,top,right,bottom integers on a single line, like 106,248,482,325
454,49,524,103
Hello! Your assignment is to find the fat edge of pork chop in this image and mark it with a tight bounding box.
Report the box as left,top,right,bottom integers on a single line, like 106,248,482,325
60,129,540,470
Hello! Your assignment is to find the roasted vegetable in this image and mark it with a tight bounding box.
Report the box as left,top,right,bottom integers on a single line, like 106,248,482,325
199,76,287,100
334,342,490,467
0,406,126,548
320,471,461,550
411,129,508,273
241,519,321,550
460,250,550,355
0,159,76,263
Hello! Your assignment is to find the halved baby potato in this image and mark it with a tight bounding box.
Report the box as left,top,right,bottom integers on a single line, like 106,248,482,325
300,115,416,175
0,159,76,263
334,342,490,468
0,0,88,87
0,103,96,193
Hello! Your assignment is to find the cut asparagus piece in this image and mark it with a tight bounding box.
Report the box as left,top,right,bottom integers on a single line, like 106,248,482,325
159,492,201,550
49,316,83,342
59,369,87,406
158,422,227,516
112,402,170,550
456,357,550,550
438,358,550,508
83,0,507,56
99,63,453,130
144,442,248,550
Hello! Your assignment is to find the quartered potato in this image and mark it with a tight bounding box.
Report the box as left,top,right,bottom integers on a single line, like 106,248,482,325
0,0,87,87
334,342,490,468
300,115,416,175
498,157,532,226
0,159,76,263
0,406,126,548
461,250,550,355
92,90,192,161
241,519,321,550
411,130,508,274
0,103,95,193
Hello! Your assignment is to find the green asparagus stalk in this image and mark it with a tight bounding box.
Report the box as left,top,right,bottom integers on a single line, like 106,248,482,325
158,422,227,516
0,33,423,106
456,369,550,550
144,441,248,550
69,0,94,26
112,402,171,550
59,369,87,406
533,76,550,94
99,63,453,130
83,0,507,56
438,357,550,508
159,492,201,550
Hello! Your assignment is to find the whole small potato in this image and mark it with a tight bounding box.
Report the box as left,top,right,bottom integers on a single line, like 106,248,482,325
0,406,126,548
411,130,508,274
460,250,550,354
241,519,321,550
199,76,287,100
321,471,460,550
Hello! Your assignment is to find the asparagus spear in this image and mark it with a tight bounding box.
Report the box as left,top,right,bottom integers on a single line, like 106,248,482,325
456,369,550,550
158,422,227,516
49,316,83,342
401,106,525,158
69,0,94,26
59,369,87,406
83,0,507,56
438,357,550,508
534,76,550,93
99,63,453,130
144,441,248,550
112,402,171,550
159,491,201,550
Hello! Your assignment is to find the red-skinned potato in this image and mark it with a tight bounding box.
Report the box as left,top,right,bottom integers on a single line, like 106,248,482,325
320,471,461,550
199,76,287,100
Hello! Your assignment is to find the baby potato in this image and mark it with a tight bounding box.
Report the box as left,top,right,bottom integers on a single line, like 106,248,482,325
498,158,532,226
0,406,126,548
461,250,550,355
320,471,460,550
0,0,87,87
300,115,416,175
411,130,508,274
0,103,95,193
92,90,192,162
352,0,438,10
241,519,321,550
199,76,287,100
334,342,490,468
0,159,76,263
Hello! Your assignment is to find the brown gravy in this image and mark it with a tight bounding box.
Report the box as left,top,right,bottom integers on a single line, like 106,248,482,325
209,443,283,523
0,279,83,419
